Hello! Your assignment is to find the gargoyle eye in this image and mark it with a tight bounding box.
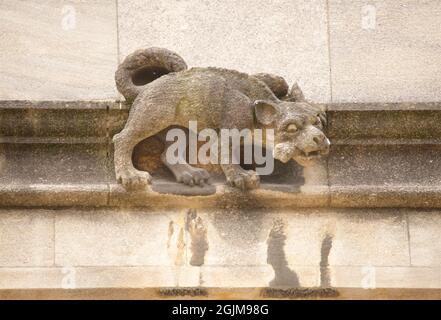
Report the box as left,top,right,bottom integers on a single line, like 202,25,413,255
286,123,298,132
313,116,321,125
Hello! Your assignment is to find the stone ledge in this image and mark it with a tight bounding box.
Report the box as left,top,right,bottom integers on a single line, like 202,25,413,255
327,102,441,111
0,183,328,208
0,266,439,291
330,185,441,208
327,102,441,142
0,100,127,143
0,184,109,207
1,101,441,208
2,184,441,208
3,100,441,141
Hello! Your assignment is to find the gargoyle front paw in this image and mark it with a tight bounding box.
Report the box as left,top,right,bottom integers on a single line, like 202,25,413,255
175,167,210,186
226,170,260,190
116,169,151,190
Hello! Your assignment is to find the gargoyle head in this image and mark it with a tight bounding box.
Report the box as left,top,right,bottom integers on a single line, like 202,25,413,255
254,99,330,167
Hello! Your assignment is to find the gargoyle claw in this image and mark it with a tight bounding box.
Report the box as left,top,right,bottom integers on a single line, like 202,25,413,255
227,170,260,190
117,169,151,190
175,167,210,187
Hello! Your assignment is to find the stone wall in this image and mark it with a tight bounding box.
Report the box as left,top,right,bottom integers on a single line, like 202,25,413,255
0,101,440,298
1,208,440,295
1,0,440,102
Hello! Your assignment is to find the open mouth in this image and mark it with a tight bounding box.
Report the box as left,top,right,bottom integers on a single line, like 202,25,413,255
274,143,330,164
296,150,326,161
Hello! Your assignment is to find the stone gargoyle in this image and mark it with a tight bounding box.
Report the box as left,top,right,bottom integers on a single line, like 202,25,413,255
113,47,330,190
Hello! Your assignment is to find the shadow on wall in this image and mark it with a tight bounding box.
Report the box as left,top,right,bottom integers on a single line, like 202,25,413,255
267,218,334,288
186,209,209,266
267,218,300,287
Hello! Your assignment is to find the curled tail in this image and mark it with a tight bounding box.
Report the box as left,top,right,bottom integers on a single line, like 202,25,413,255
115,47,188,102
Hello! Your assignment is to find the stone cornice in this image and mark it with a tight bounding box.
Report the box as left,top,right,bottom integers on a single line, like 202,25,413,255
1,100,440,208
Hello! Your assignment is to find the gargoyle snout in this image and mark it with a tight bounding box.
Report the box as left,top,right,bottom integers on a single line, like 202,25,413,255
301,126,330,155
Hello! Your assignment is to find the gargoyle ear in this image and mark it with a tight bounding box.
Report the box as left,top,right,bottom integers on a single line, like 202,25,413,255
254,100,278,125
289,82,305,102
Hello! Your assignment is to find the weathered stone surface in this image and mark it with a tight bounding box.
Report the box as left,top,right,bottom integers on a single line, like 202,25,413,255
330,266,441,289
327,103,441,142
0,184,109,208
2,286,441,299
199,209,273,266
0,0,118,100
107,102,130,132
176,266,201,287
116,209,409,270
55,209,182,266
200,266,272,288
151,180,217,196
0,143,109,185
117,0,331,102
1,102,441,208
108,183,329,209
198,266,318,288
329,144,441,186
408,211,441,266
282,210,410,267
1,265,440,291
0,101,114,138
1,208,438,292
330,185,441,208
0,210,54,267
0,267,178,289
328,211,410,266
329,0,441,102
0,268,62,289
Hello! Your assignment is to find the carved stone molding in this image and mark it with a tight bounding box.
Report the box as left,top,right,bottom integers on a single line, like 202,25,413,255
1,100,441,208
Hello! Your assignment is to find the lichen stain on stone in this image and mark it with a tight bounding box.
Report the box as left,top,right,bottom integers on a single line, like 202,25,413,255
158,288,208,297
0,151,5,174
261,287,339,299
175,227,185,266
320,233,333,288
267,218,300,287
199,271,204,287
167,221,174,249
24,109,41,133
185,209,209,266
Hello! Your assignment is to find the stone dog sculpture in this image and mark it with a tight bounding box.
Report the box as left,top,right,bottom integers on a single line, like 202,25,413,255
113,47,330,190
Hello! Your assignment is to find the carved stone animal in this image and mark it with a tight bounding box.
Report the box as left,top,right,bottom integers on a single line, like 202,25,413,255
113,47,330,190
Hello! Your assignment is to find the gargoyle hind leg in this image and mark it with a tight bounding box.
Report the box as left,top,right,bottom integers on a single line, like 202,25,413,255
113,128,153,190
159,132,210,186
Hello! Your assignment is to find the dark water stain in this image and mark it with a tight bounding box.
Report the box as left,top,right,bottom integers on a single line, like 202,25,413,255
185,209,209,266
261,287,339,299
175,227,185,266
320,233,333,287
267,218,300,287
158,288,208,297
